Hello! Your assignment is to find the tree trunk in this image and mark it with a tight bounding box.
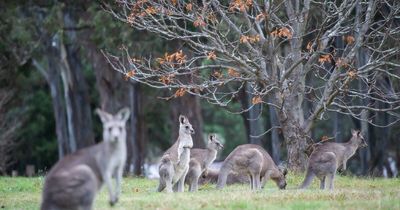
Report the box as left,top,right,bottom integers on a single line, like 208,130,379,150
47,54,70,158
170,94,205,148
277,90,308,172
268,104,281,163
133,84,146,175
240,83,263,145
61,9,94,150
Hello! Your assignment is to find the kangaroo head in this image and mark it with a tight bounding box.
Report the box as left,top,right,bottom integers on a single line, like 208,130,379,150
179,115,194,135
270,166,287,189
207,133,224,150
96,107,130,145
351,129,368,148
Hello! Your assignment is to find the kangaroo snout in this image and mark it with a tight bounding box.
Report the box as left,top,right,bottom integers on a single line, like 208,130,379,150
190,129,195,134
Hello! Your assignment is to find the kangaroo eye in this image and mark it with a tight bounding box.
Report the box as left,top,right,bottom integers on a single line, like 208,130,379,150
108,127,112,133
185,126,189,129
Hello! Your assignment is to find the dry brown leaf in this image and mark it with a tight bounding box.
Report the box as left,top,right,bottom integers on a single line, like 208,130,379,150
213,70,222,79
321,135,329,142
174,88,186,97
159,74,175,85
227,68,240,77
336,58,349,68
271,27,292,39
194,17,206,27
186,3,193,12
124,70,135,81
344,35,355,45
229,0,253,12
318,54,332,64
207,51,217,60
306,41,313,52
347,70,357,79
252,96,263,105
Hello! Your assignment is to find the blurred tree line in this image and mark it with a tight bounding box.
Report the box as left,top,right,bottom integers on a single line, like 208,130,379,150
0,0,399,177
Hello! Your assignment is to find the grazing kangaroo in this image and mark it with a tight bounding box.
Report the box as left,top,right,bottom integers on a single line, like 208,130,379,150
157,115,194,193
185,133,224,191
40,108,130,210
217,144,287,191
300,129,368,190
198,168,250,186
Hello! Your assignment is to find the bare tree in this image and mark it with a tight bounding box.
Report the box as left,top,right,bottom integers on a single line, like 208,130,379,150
105,0,400,171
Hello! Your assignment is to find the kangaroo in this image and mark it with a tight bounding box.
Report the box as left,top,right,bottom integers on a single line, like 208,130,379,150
157,115,194,193
185,133,224,191
300,129,368,190
217,144,287,191
198,168,250,186
40,108,130,210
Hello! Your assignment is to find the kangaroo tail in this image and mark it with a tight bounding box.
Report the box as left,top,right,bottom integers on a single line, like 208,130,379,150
216,163,231,189
299,168,315,189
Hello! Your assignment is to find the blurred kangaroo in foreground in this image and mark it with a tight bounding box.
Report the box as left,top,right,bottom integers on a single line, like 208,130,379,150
41,108,130,210
217,144,287,191
300,130,368,190
157,115,194,193
185,133,224,191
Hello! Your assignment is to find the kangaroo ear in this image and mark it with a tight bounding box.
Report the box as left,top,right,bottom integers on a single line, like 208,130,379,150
116,107,130,123
208,133,215,141
96,109,113,123
179,115,187,124
282,168,288,176
351,129,357,136
357,130,361,136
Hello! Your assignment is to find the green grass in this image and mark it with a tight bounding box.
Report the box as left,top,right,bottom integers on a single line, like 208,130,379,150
0,174,399,210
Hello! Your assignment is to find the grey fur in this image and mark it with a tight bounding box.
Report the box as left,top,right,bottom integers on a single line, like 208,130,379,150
40,108,130,210
185,133,223,191
300,129,368,190
157,115,194,193
216,144,287,191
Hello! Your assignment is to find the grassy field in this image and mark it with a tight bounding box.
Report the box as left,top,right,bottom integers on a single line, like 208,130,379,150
0,174,399,210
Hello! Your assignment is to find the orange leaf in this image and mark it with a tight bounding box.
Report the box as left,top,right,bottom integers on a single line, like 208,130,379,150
227,68,240,77
186,3,193,12
229,0,253,12
306,41,313,52
207,51,217,60
124,70,135,81
271,27,292,39
344,35,355,45
171,0,177,6
240,35,249,43
174,88,186,97
321,136,329,142
318,54,332,64
252,96,263,105
213,70,222,79
145,6,157,15
347,70,357,79
159,74,175,85
336,58,349,68
194,17,206,27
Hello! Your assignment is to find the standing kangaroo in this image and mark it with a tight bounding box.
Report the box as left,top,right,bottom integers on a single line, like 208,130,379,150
217,144,287,191
185,133,224,191
157,115,194,193
40,108,130,210
300,129,368,190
